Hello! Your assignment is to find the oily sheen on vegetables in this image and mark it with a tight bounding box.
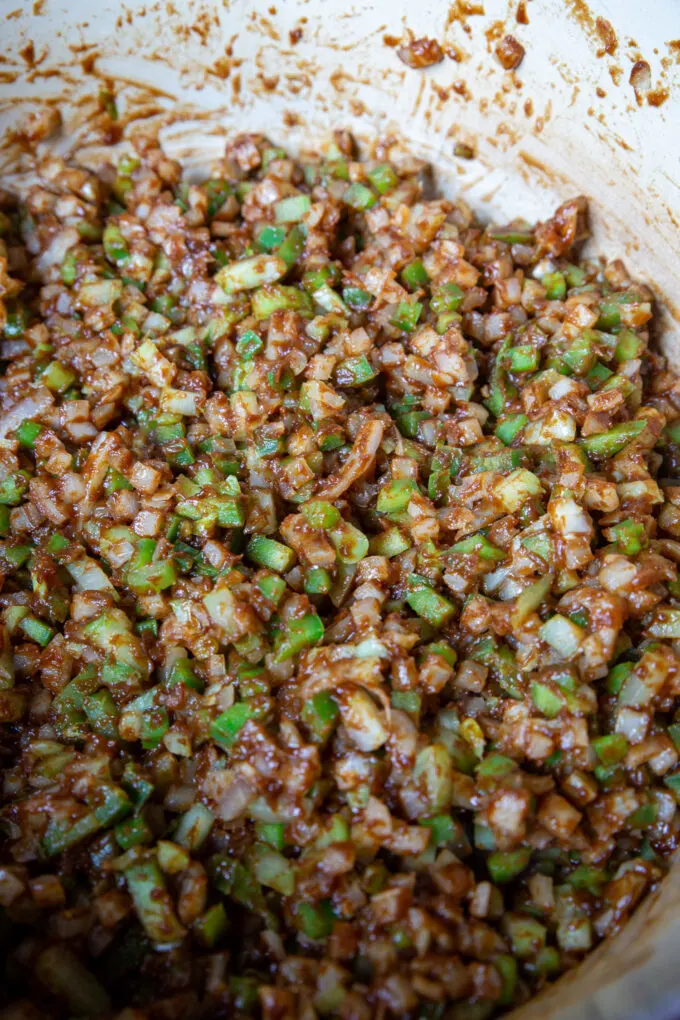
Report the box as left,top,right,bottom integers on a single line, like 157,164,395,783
1,127,680,1020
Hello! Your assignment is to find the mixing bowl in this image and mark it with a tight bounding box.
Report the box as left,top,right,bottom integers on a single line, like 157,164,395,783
1,2,679,1017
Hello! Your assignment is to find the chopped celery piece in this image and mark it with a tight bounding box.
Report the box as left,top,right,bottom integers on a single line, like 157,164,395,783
125,859,186,944
495,469,542,511
489,227,534,244
343,182,377,210
257,572,288,603
36,945,111,1016
504,913,547,958
84,688,119,739
103,223,129,263
304,566,332,594
391,690,421,716
451,533,505,562
647,608,680,639
328,520,369,563
495,954,518,1007
174,802,214,849
256,822,287,851
370,527,411,558
540,614,584,658
301,690,339,744
610,518,646,556
215,254,288,293
90,783,131,825
275,194,311,223
477,753,517,779
252,842,295,895
42,811,100,857
277,224,306,268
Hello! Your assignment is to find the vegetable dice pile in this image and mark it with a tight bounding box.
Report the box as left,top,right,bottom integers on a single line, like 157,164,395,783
1,126,680,1020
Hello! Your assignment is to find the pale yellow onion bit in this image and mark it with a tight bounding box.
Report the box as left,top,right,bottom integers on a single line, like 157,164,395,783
315,418,385,501
77,431,124,520
0,385,53,440
298,648,391,718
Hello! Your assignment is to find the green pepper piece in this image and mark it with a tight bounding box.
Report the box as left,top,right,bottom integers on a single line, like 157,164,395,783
84,689,120,739
377,478,417,514
508,345,540,373
419,814,462,847
431,281,465,314
495,413,528,445
194,902,229,947
247,535,296,573
90,784,132,826
488,847,532,884
578,419,646,458
254,224,286,252
610,518,646,556
401,259,429,290
367,163,398,194
342,286,373,310
541,272,566,300
298,899,335,939
406,578,455,627
301,690,339,744
255,822,287,851
531,682,563,719
390,301,422,333
211,702,253,748
336,354,378,386
274,613,325,662
592,733,629,765
15,420,43,448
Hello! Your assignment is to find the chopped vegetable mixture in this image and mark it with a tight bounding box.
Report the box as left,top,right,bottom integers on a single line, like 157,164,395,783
1,128,680,1020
